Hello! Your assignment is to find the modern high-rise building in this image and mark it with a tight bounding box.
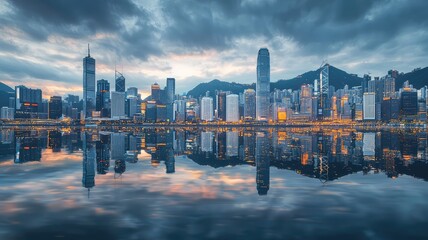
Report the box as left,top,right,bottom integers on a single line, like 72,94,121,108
226,94,239,122
319,64,330,118
96,79,110,118
300,84,313,115
363,92,376,120
83,45,96,119
384,76,395,98
111,91,126,118
362,74,371,93
15,85,42,119
200,96,213,121
256,48,270,121
166,78,175,104
243,89,256,120
115,71,125,92
151,83,161,102
126,87,138,97
400,90,418,118
48,96,62,119
216,91,227,121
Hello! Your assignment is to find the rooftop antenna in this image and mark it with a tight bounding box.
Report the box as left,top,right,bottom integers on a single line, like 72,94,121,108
88,43,90,57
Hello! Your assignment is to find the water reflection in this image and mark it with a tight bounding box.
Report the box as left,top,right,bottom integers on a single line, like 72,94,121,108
1,128,428,194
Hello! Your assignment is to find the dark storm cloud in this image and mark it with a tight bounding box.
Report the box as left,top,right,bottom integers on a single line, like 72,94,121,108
160,0,428,54
3,0,161,60
5,0,140,39
0,57,71,83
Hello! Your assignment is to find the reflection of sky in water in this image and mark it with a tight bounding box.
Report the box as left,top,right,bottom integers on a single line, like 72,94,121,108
0,129,427,239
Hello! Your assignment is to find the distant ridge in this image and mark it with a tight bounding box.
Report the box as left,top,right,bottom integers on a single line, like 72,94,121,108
186,65,428,98
187,65,363,98
0,82,13,93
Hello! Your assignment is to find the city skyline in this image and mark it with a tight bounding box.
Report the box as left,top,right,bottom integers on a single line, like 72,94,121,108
1,0,428,98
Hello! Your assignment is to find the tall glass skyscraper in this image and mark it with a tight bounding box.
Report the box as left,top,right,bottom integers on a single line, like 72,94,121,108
115,71,126,92
256,48,270,121
83,45,96,119
166,78,175,104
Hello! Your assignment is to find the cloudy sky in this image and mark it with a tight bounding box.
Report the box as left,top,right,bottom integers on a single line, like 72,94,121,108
0,0,427,98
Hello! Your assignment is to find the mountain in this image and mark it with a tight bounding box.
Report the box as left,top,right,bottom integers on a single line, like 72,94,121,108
396,67,428,89
0,82,14,108
0,82,13,93
271,65,362,91
187,65,363,98
187,79,255,98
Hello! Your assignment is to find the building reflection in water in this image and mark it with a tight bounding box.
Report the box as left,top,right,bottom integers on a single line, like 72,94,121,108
2,128,428,196
82,132,96,195
256,131,270,195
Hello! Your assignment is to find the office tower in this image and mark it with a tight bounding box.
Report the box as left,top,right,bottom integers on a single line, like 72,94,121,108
201,96,214,121
216,91,227,121
126,87,138,97
384,76,395,98
48,96,62,119
173,99,186,122
0,107,14,120
115,71,125,92
382,97,400,121
185,98,198,121
15,85,42,119
319,64,330,118
300,84,313,115
83,45,96,119
256,48,270,121
111,91,126,118
145,101,157,122
156,104,167,122
401,90,418,118
96,79,110,118
362,74,371,93
243,89,256,120
151,83,161,102
374,78,384,120
256,131,270,195
126,96,138,117
226,94,239,122
166,78,175,104
363,92,376,120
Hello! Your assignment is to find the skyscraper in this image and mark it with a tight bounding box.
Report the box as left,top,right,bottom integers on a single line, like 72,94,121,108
216,91,227,121
201,96,213,121
15,85,42,119
96,79,110,118
319,64,330,118
48,96,62,119
83,45,96,119
166,78,175,104
243,89,256,120
256,48,270,121
226,94,239,122
151,83,161,102
115,71,126,92
111,91,126,118
363,92,376,120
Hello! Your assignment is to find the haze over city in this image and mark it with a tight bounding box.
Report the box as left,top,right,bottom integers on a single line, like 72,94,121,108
1,0,428,98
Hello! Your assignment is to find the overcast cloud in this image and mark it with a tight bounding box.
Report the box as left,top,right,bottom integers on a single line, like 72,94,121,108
0,0,427,97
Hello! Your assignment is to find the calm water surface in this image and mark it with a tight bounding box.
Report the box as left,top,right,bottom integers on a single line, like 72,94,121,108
0,128,427,240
